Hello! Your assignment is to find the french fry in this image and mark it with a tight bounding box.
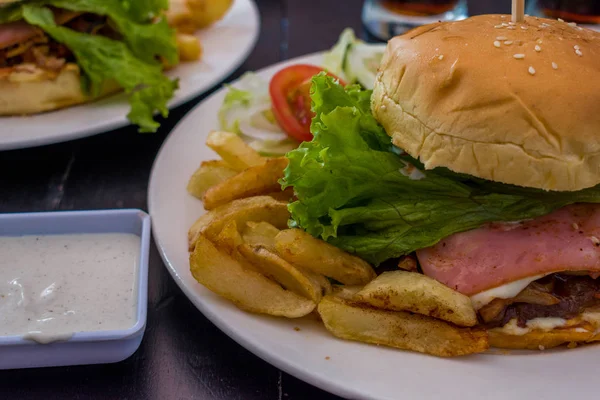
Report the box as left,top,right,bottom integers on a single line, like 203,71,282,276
190,235,315,318
242,221,280,252
318,296,489,357
177,33,203,61
239,244,326,303
275,229,376,285
187,160,237,199
355,271,478,327
202,157,289,210
206,131,265,171
188,196,290,251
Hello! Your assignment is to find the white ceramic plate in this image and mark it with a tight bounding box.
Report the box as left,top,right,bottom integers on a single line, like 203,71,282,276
0,0,259,151
148,52,599,400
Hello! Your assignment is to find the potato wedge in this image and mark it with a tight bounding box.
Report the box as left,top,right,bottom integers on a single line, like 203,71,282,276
187,160,237,199
355,271,478,327
206,131,265,171
238,244,327,303
332,285,363,301
176,33,203,61
318,296,489,357
167,0,234,33
267,187,295,202
212,219,260,272
275,229,376,285
242,221,280,252
203,157,289,210
190,235,315,318
188,196,290,251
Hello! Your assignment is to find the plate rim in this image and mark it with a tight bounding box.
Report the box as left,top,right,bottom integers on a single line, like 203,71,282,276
0,0,260,151
147,51,369,400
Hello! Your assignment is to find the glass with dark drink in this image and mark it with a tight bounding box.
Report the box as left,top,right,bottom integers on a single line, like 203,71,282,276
528,0,600,29
362,0,467,41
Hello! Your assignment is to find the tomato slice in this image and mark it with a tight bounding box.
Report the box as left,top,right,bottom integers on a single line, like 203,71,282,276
269,64,344,142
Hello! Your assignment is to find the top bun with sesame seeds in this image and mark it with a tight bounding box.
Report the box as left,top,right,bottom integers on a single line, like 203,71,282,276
372,14,600,191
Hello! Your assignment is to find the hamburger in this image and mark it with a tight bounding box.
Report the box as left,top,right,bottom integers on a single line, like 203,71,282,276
282,15,600,350
0,0,179,132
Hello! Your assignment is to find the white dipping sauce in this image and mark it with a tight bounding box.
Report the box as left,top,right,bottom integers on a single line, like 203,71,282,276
0,233,140,343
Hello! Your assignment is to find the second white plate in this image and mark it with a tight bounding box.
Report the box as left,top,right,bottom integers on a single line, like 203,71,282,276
0,0,259,151
148,52,600,400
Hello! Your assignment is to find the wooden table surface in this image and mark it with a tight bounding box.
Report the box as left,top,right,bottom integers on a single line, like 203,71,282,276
0,1,509,399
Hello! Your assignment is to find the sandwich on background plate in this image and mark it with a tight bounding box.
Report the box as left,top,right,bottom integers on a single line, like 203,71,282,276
0,0,179,132
283,14,600,350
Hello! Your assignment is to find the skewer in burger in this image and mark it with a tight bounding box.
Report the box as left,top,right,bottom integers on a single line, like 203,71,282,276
283,15,600,350
0,0,179,132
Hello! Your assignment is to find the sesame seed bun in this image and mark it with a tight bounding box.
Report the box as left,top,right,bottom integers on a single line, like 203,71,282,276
372,15,600,191
0,63,120,116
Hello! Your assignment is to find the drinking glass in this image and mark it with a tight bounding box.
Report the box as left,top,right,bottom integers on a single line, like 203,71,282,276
362,0,468,41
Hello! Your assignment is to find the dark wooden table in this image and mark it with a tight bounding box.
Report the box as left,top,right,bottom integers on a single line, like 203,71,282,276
0,1,508,398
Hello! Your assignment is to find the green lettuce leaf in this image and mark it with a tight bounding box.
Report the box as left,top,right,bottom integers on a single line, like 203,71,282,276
282,74,600,265
20,4,177,132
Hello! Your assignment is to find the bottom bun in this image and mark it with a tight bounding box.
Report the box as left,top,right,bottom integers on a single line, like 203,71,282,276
0,63,121,115
489,325,600,350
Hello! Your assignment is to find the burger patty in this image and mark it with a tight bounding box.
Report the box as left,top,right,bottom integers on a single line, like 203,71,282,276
482,274,600,329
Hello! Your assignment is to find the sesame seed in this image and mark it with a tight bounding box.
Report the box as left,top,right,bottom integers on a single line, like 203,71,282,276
576,49,583,56
507,26,516,30
552,62,558,69
537,39,543,44
502,22,509,27
508,21,516,25
541,23,550,28
528,66,536,75
438,55,444,60
501,15,506,19
494,24,503,28
496,36,507,40
513,53,526,59
493,41,501,48
574,45,580,50
558,18,564,22
572,222,579,230
535,45,541,52
504,40,513,45
568,22,577,27
525,14,530,17
521,25,528,30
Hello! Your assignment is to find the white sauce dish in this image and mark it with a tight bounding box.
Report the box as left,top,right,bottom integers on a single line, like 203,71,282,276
0,209,150,370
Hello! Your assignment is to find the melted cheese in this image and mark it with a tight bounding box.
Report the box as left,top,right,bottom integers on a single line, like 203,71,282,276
493,317,567,336
470,274,547,310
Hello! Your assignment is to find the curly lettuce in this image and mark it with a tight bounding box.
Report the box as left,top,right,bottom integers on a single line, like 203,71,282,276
1,0,178,132
282,74,600,264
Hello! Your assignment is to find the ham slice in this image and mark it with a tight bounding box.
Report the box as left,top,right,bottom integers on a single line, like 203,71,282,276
417,204,600,296
0,10,82,50
0,21,41,50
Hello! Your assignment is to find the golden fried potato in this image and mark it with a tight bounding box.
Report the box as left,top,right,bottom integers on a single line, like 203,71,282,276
190,235,315,318
318,296,489,357
488,325,600,350
187,159,237,199
188,196,290,251
167,0,234,34
239,244,328,303
242,221,280,252
206,131,265,171
275,229,376,285
355,271,478,327
332,285,363,301
212,219,260,272
176,33,203,61
266,187,295,202
202,157,289,210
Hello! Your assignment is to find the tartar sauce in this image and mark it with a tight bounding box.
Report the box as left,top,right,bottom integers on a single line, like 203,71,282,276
0,233,140,343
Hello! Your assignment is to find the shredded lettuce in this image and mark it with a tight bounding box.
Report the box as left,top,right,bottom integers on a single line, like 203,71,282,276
282,74,600,265
2,1,178,132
